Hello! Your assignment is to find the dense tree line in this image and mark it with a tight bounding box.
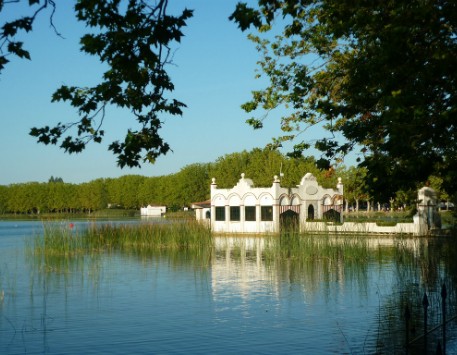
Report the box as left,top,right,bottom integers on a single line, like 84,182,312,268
0,148,444,215
0,149,322,214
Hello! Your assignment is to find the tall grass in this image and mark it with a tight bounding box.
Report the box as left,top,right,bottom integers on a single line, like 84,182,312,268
263,232,371,262
31,221,213,257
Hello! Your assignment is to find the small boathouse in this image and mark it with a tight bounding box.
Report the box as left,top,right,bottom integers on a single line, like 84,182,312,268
209,172,344,234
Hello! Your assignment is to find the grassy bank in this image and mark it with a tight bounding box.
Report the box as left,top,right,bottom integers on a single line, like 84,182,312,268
344,210,456,228
1,209,196,221
1,209,139,220
343,210,414,224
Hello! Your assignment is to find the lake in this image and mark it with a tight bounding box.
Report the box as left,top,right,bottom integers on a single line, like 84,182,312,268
1,219,456,354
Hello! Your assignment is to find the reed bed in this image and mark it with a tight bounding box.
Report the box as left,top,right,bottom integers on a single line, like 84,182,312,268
94,221,213,256
31,223,86,256
31,221,213,257
31,221,418,268
263,232,371,263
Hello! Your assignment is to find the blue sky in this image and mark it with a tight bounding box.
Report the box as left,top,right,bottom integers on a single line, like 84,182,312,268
0,1,346,185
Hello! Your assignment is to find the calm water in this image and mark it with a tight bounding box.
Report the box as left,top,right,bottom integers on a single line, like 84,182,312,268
1,220,456,354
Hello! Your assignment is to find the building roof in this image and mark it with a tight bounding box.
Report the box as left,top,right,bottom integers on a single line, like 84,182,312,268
191,200,211,209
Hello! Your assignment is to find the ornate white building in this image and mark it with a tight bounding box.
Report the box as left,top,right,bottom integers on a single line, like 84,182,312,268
209,173,344,234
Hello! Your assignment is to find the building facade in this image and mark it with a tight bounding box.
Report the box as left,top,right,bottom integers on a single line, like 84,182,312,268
140,205,166,217
210,173,344,234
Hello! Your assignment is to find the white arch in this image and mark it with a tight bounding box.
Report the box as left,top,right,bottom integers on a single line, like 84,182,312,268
323,195,332,205
228,193,241,205
291,195,301,205
212,194,226,206
279,194,290,206
259,193,274,206
243,193,257,206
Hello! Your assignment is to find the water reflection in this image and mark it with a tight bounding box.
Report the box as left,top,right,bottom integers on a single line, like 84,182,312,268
1,223,457,354
211,235,457,354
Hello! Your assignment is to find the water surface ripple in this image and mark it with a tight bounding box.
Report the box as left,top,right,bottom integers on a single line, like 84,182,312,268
1,220,456,354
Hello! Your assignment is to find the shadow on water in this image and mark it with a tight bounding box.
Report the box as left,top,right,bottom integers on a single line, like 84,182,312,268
382,236,457,354
259,231,457,354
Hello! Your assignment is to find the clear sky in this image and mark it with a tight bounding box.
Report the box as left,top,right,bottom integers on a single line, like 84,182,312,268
0,1,346,185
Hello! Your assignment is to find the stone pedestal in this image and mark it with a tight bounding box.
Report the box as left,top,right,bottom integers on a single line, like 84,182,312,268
416,186,441,235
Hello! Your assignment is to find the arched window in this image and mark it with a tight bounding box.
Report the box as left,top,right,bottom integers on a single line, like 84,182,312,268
308,204,314,220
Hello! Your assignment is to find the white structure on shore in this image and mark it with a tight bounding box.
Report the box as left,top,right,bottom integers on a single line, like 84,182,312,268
210,173,344,234
195,173,443,236
192,201,211,223
140,205,166,217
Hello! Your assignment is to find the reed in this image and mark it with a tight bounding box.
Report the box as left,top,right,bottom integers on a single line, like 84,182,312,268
30,221,213,257
30,223,87,256
263,232,370,263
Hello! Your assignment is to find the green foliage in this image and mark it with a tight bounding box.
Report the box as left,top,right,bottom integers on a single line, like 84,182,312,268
338,166,368,209
394,189,416,210
264,234,370,263
174,163,211,206
48,176,63,183
209,147,322,188
0,148,346,215
0,1,61,71
1,1,193,168
4,1,456,199
231,0,457,200
6,149,451,216
31,221,213,256
344,212,414,224
0,185,7,214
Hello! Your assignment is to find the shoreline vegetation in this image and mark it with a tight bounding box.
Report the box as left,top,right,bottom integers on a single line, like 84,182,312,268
25,211,456,262
28,222,375,265
0,209,196,220
3,209,454,227
1,150,453,221
28,221,213,257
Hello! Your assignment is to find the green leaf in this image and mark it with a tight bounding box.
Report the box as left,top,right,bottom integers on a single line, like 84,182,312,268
229,3,262,31
246,118,263,129
7,42,31,60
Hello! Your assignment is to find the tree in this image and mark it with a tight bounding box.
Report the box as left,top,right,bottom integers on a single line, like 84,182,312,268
0,185,8,213
245,148,288,186
230,0,457,201
6,183,32,213
78,179,107,213
1,0,193,168
49,176,64,183
339,166,368,212
137,176,161,207
210,150,251,188
117,175,145,209
174,163,210,206
428,175,452,208
26,182,49,213
209,147,330,189
278,154,315,185
47,181,73,212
